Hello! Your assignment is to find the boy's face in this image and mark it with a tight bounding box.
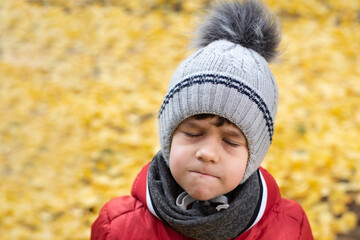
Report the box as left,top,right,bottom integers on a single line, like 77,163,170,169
169,115,248,201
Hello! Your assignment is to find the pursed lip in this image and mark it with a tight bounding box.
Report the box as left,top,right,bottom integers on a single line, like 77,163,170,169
189,170,219,178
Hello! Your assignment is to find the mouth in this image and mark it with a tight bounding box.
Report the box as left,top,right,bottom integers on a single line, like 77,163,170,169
190,170,219,179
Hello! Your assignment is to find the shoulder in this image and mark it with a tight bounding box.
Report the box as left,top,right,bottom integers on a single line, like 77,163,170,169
240,168,314,240
239,199,313,240
272,198,310,229
90,163,157,240
105,195,147,221
91,196,188,240
91,161,188,240
262,198,313,240
91,196,160,240
90,196,143,239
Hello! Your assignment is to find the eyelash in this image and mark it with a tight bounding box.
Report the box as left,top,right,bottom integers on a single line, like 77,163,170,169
223,139,239,147
183,132,240,147
184,132,202,138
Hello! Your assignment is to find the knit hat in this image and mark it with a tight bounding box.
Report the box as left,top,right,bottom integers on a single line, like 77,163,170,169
158,0,282,183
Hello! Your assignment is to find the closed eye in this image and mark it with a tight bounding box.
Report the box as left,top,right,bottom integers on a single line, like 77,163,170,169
183,132,202,138
223,139,240,147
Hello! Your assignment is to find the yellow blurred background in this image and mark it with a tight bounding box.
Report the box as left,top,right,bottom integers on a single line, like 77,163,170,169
0,0,359,239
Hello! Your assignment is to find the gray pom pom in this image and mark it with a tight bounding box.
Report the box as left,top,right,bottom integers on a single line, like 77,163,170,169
193,0,281,62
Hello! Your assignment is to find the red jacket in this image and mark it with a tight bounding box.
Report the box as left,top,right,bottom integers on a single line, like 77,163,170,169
91,163,313,240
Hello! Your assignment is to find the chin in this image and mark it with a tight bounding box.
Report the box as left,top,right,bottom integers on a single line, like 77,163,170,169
189,192,215,201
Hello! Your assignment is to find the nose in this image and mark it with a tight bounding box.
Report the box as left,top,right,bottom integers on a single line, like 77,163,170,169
195,138,220,163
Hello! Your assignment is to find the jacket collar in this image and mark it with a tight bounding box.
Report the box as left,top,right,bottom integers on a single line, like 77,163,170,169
131,162,151,206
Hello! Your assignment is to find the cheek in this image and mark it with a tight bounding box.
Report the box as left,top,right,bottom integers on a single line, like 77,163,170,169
169,139,181,165
169,133,194,167
225,155,248,186
169,150,180,174
169,148,189,190
169,140,185,178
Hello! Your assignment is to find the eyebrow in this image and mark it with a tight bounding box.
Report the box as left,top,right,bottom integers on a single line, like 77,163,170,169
181,120,202,129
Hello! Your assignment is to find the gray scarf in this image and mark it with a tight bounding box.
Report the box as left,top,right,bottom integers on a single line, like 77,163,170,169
148,152,262,240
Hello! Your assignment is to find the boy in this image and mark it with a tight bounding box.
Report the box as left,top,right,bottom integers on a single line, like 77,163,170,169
91,0,314,239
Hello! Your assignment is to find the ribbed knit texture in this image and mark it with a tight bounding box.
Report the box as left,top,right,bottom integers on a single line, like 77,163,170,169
158,40,278,183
